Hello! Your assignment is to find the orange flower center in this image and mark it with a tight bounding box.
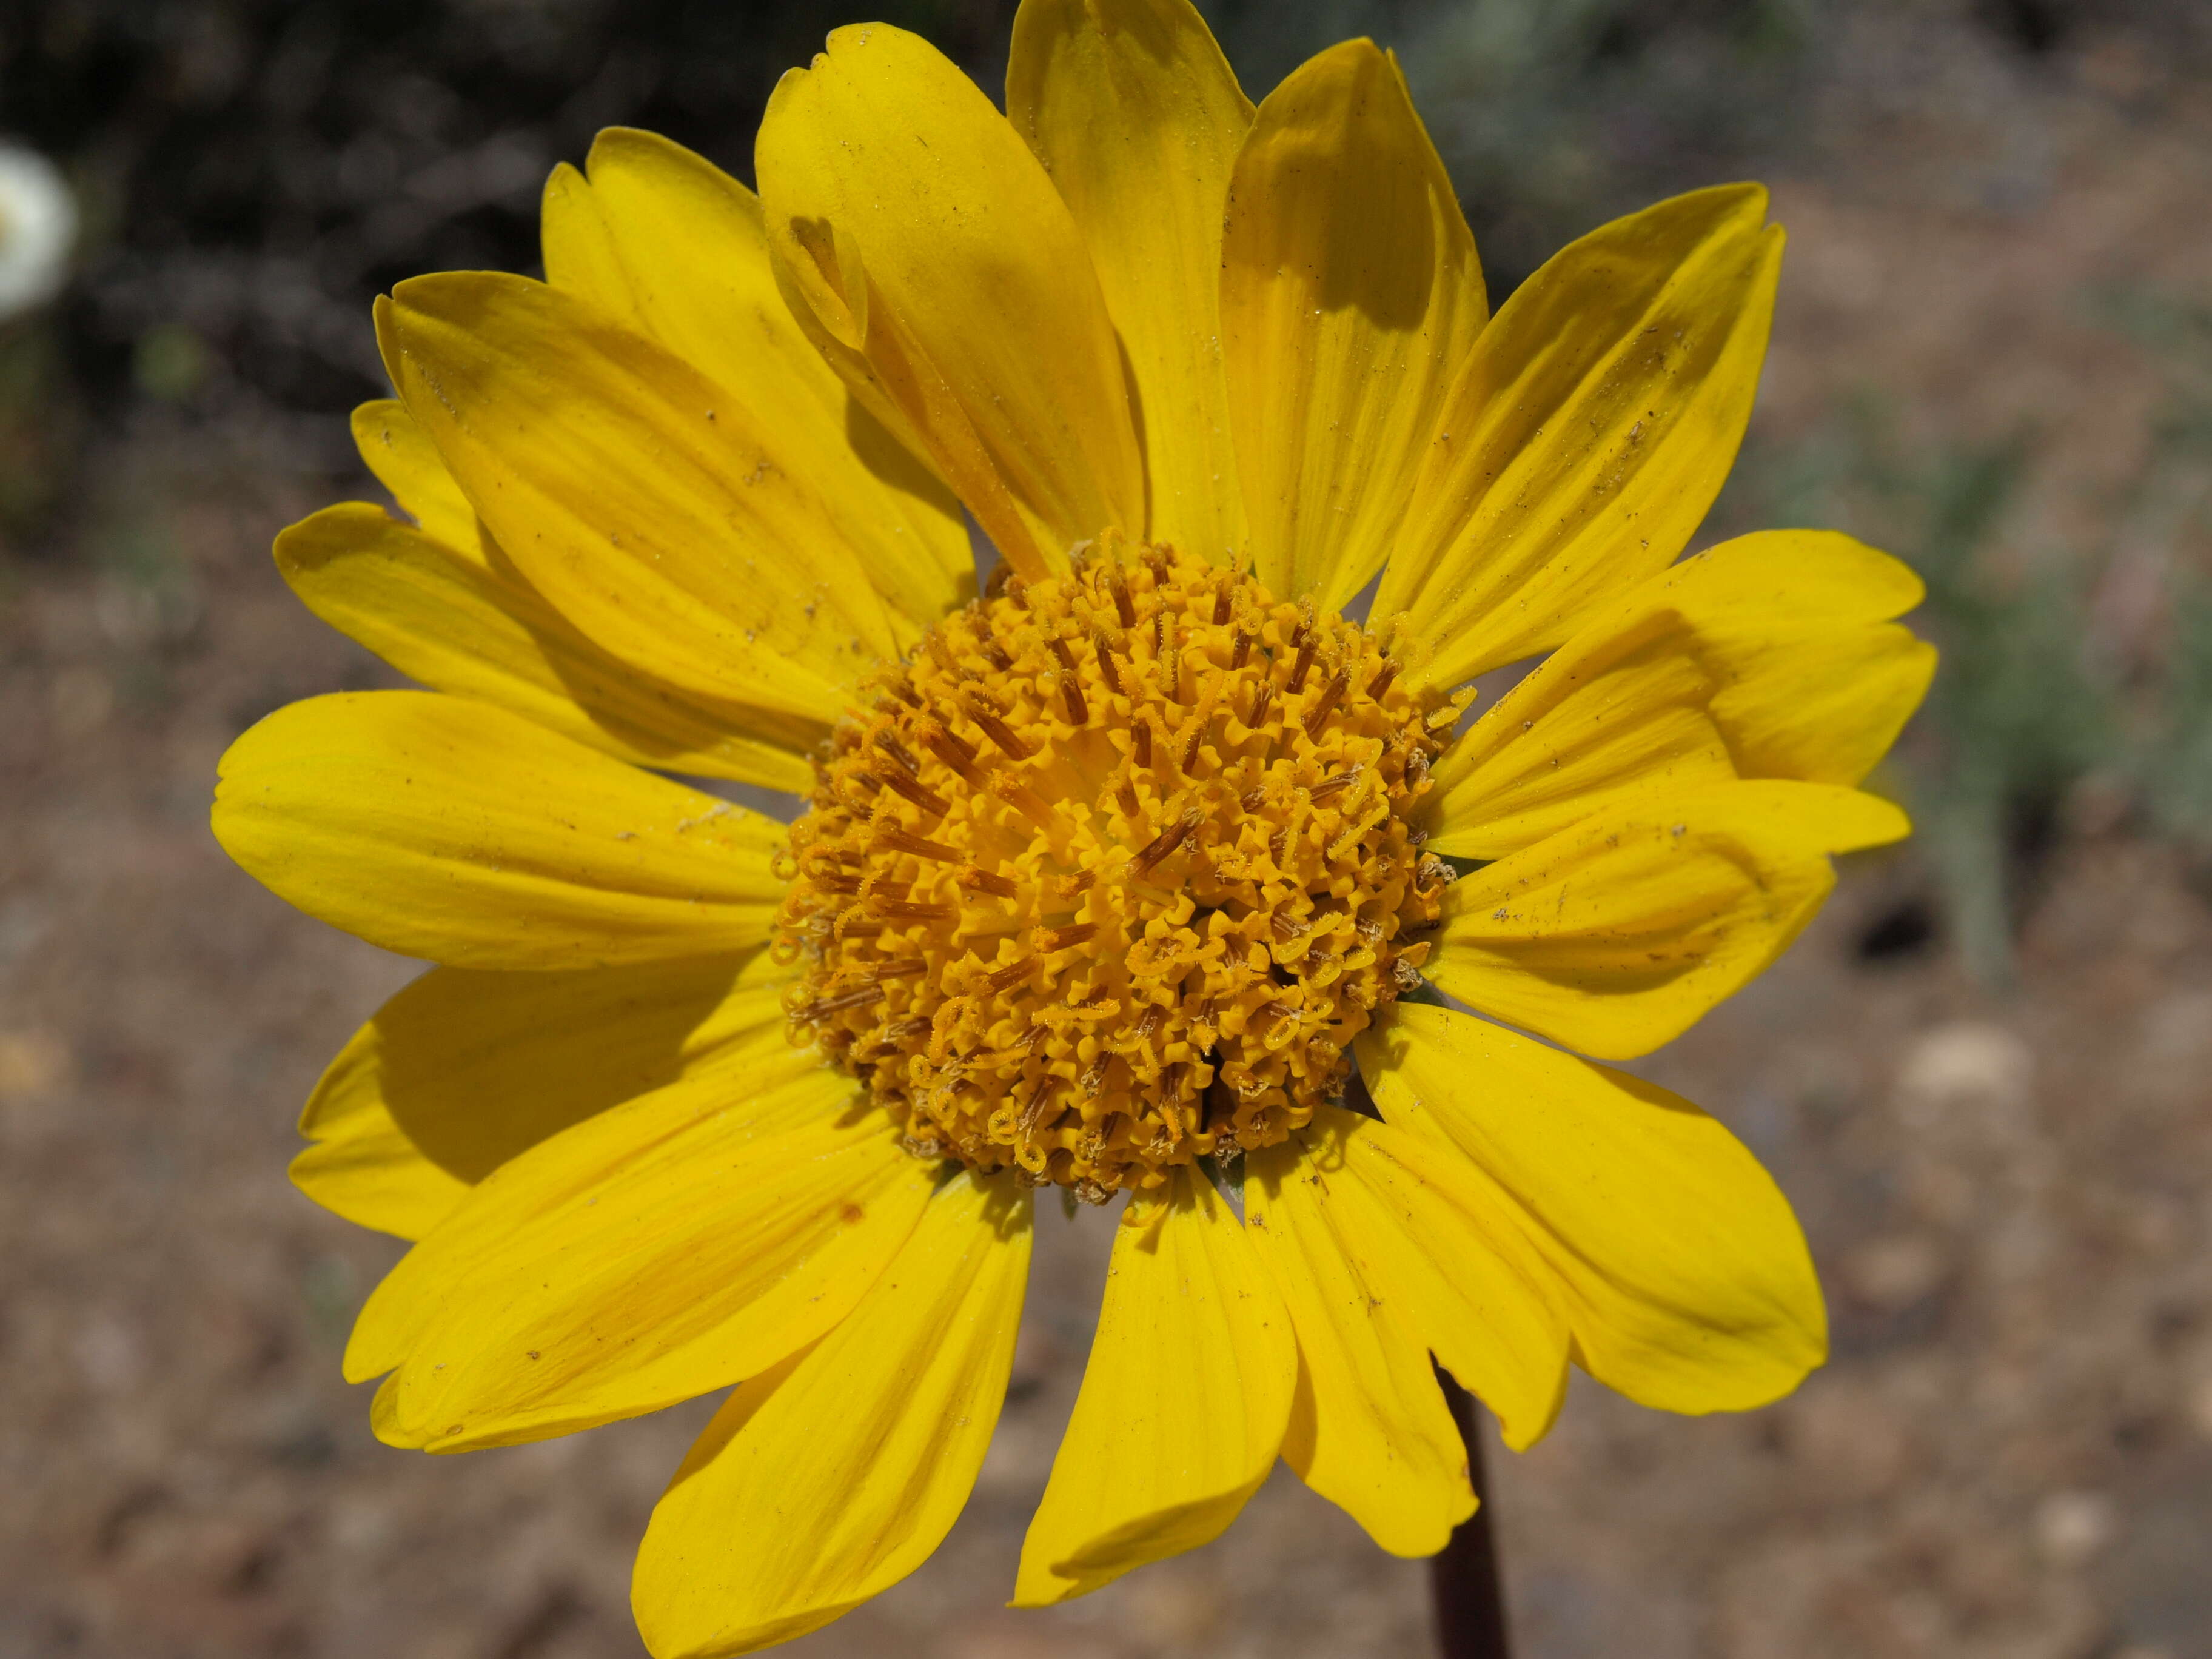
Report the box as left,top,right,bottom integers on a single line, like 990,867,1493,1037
774,538,1456,1200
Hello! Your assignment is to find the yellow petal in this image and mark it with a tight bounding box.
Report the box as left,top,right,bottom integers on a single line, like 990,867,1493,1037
1361,1003,1826,1414
1293,1103,1570,1452
1427,780,1908,1059
350,1068,934,1450
1675,531,1934,783
1245,1134,1475,1555
1378,184,1783,687
756,23,1145,582
276,503,824,791
295,1088,461,1246
1423,529,1936,858
212,691,788,969
351,399,477,551
539,158,637,327
380,274,902,719
1013,1167,1294,1606
542,129,972,631
633,1171,1031,1658
291,950,806,1241
1007,0,1252,566
346,1058,854,1384
1221,40,1486,611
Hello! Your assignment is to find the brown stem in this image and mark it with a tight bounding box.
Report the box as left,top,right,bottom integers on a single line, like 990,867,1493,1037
1430,1368,1512,1659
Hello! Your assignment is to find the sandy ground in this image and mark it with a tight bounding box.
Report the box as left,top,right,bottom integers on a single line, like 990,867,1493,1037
3,21,2210,1659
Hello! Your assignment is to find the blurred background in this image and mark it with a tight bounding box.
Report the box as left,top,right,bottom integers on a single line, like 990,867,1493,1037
2,1,2210,1655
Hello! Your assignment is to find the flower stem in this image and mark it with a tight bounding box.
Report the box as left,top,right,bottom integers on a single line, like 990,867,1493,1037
1430,1369,1512,1659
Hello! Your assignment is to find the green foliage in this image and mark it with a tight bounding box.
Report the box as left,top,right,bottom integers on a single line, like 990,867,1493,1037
1714,403,2116,985
2150,583,2212,851
1904,443,2114,987
2095,290,2212,856
1715,281,2212,985
1401,0,1811,289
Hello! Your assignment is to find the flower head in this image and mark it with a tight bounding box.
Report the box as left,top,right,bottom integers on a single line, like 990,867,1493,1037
0,142,75,321
213,2,1935,1654
781,539,1458,1201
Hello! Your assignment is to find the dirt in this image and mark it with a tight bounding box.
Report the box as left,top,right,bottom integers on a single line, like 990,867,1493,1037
3,13,2210,1659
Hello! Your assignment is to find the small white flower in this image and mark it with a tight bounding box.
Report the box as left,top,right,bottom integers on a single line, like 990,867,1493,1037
0,142,76,321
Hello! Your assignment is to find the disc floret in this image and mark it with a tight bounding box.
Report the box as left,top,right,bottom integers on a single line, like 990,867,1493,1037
776,538,1459,1199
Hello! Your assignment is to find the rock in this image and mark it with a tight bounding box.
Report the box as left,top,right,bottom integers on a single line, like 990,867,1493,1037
2034,1490,2118,1566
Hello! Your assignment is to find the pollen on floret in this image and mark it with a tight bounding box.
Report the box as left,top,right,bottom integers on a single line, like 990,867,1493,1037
774,535,1460,1201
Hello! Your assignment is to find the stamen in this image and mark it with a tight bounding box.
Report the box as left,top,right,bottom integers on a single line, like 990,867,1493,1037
1047,638,1088,724
982,957,1037,994
919,723,988,789
1017,1078,1054,1137
870,897,954,922
920,719,976,768
1305,668,1350,736
809,983,885,1016
1309,766,1362,803
874,769,950,817
925,633,964,679
873,729,922,774
1132,809,1201,876
992,773,1060,831
873,826,962,863
1094,635,1125,697
965,699,1033,760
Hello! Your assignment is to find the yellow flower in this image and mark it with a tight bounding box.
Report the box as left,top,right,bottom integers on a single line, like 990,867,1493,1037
212,3,1935,1654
